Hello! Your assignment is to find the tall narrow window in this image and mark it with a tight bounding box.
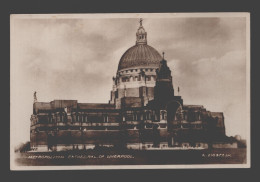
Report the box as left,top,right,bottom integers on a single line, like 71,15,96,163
60,113,63,122
56,114,60,122
146,112,151,120
104,115,108,122
162,111,165,120
134,113,137,121
52,115,55,123
48,114,52,123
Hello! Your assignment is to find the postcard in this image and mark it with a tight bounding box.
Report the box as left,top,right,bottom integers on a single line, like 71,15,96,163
10,13,250,170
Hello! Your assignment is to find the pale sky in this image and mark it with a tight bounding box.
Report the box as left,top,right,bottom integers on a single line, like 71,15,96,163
10,14,249,148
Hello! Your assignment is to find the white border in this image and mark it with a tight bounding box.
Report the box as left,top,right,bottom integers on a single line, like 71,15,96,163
10,12,251,170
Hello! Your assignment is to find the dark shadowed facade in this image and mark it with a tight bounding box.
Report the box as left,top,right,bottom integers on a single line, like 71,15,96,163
30,20,228,151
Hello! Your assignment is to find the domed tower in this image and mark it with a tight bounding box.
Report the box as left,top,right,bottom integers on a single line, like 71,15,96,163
109,19,163,109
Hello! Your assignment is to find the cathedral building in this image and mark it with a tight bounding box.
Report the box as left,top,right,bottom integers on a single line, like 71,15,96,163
30,19,227,151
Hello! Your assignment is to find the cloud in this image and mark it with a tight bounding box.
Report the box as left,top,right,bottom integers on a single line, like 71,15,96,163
170,50,246,137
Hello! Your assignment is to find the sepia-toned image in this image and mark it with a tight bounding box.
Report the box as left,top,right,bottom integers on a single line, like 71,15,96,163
10,13,250,170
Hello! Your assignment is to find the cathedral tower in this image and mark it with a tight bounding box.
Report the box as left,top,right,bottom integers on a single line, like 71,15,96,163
154,52,175,103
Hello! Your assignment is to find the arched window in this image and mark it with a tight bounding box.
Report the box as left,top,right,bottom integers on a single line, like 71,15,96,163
154,112,158,121
140,113,143,120
161,111,165,120
104,115,108,123
196,112,200,121
133,113,138,121
146,111,151,120
72,113,76,122
48,114,52,123
56,113,60,122
60,112,64,122
52,114,55,123
151,111,155,121
77,114,80,122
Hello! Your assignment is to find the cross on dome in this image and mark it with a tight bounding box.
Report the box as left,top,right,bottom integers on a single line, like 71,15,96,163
139,18,143,26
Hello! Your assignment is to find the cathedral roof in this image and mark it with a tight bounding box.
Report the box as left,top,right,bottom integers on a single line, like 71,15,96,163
118,44,162,71
117,19,162,71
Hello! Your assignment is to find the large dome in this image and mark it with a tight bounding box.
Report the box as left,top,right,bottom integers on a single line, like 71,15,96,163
118,44,162,71
117,19,162,71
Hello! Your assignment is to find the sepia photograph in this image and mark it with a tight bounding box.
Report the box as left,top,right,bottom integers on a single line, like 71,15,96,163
10,13,250,170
